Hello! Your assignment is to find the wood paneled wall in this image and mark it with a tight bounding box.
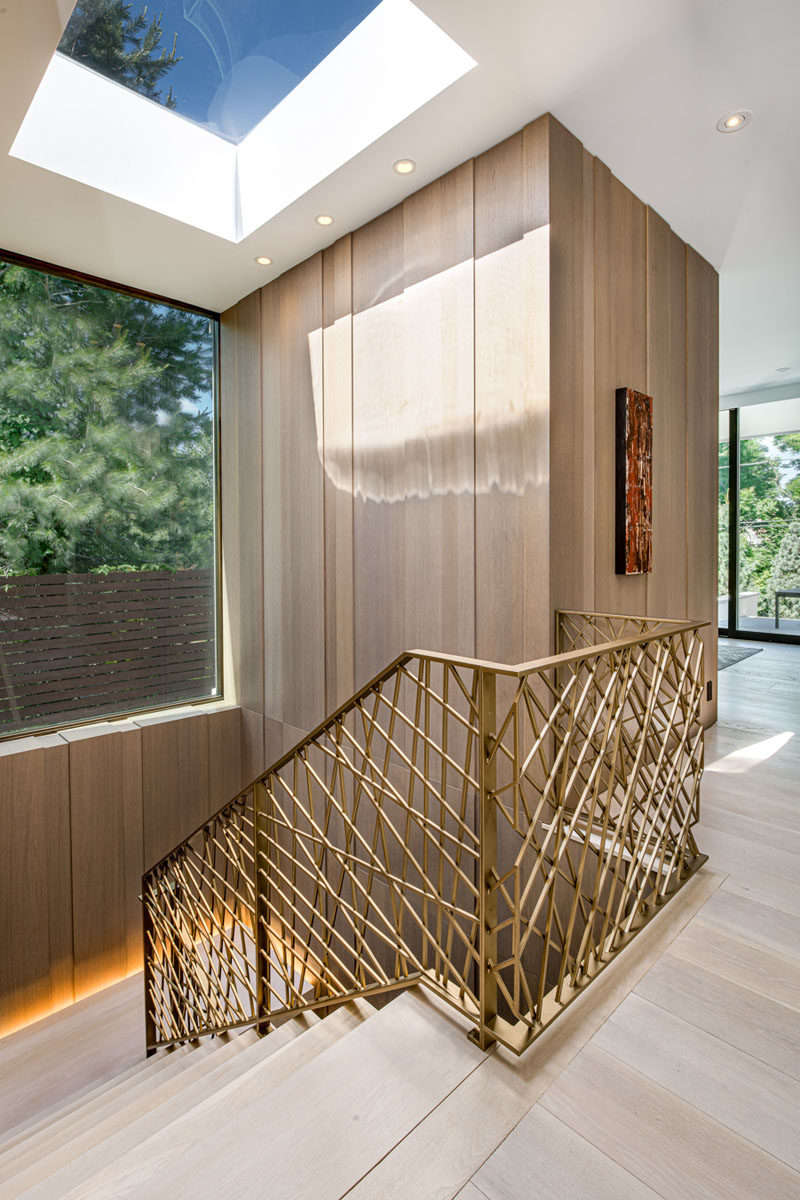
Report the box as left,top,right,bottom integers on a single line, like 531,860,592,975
0,704,243,1037
221,112,719,770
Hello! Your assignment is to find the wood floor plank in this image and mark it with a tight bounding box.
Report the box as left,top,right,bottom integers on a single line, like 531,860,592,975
472,1103,662,1200
594,992,800,1170
635,949,800,1081
343,868,722,1200
696,823,800,884
540,1044,800,1200
668,918,800,1011
699,804,800,855
692,889,800,962
453,1184,488,1200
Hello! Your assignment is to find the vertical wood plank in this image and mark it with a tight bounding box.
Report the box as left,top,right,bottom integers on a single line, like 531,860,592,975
0,736,73,1037
261,280,284,724
272,257,326,731
137,712,210,869
402,162,475,658
593,161,648,616
207,705,243,807
323,235,355,711
475,119,551,663
581,147,597,612
548,118,590,625
647,209,688,620
352,205,406,686
63,723,143,999
686,246,719,726
220,291,264,715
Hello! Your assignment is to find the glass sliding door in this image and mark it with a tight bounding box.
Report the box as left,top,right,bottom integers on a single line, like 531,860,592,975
720,396,800,643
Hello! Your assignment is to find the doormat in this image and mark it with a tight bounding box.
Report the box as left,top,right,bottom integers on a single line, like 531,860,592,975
718,644,763,671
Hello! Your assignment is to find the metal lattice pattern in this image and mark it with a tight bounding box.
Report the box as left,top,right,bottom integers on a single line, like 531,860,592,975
143,795,258,1044
143,612,706,1054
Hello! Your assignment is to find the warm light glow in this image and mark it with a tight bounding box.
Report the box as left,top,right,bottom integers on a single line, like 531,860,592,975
255,255,273,266
0,965,142,1042
716,109,752,133
315,214,334,227
707,731,793,775
393,158,416,174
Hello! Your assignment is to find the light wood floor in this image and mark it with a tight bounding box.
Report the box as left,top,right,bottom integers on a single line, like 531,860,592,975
456,639,800,1200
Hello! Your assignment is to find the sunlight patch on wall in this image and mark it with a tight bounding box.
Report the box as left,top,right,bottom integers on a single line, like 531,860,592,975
308,226,550,502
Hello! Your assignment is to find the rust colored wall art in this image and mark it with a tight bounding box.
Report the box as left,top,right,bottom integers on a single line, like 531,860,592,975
615,387,653,574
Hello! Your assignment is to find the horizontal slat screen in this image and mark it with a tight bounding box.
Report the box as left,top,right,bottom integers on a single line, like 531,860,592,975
0,569,216,734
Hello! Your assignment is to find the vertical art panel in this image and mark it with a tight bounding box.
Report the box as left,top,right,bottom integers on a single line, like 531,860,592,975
615,387,653,574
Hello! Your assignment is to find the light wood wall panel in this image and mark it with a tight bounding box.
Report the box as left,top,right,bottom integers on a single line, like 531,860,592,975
646,209,688,621
261,257,326,730
686,246,720,725
221,111,718,739
138,706,242,869
402,162,475,660
322,236,355,712
352,206,407,686
592,161,649,618
221,292,264,722
474,122,551,663
0,735,72,1037
63,722,143,999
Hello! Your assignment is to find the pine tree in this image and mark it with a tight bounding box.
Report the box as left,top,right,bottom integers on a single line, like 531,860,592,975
59,1,181,109
0,261,214,575
770,520,800,621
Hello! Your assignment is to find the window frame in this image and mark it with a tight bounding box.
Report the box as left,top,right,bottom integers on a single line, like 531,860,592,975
0,246,224,740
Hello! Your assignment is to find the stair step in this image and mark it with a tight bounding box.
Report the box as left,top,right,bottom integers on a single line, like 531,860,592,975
0,1029,256,1192
0,1040,198,1158
0,975,144,1142
61,989,480,1200
48,998,377,1199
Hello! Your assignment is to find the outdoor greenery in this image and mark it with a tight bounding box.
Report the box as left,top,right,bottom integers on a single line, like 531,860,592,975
719,429,800,620
0,261,215,576
59,1,181,109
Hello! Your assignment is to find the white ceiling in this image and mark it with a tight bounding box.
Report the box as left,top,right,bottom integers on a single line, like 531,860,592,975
1,0,798,400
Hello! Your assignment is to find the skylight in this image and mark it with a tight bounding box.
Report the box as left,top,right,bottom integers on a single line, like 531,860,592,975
10,0,476,242
57,0,383,143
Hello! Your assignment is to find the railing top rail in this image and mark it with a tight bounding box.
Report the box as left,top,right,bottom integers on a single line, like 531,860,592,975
143,612,708,877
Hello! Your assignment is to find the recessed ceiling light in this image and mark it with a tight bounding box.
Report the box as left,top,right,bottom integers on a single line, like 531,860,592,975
716,110,752,133
393,158,416,175
315,214,334,226
776,366,792,374
254,255,272,266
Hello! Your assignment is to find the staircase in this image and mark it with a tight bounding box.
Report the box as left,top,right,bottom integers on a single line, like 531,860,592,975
0,975,487,1200
0,610,712,1199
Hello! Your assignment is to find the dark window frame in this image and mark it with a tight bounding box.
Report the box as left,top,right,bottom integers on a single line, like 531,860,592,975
719,405,800,647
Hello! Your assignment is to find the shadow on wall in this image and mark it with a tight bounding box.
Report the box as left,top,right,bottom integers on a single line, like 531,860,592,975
307,226,550,503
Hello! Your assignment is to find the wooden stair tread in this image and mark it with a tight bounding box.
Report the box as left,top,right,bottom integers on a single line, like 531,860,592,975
0,975,144,1141
64,988,482,1200
12,1005,372,1199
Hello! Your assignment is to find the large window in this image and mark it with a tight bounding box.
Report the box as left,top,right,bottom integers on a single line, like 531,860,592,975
719,397,800,642
0,254,219,736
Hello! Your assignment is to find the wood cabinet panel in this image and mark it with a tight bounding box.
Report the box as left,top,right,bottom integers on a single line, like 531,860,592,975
0,735,73,1036
63,722,144,998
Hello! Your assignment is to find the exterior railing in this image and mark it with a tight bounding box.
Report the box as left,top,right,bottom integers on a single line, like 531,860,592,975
143,611,707,1055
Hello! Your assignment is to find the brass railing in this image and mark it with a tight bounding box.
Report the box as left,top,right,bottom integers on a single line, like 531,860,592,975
143,611,707,1055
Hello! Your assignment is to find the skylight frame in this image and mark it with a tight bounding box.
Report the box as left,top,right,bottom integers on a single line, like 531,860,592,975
10,0,477,243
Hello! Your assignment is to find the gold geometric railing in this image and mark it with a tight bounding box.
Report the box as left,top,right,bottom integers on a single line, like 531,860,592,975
143,611,707,1055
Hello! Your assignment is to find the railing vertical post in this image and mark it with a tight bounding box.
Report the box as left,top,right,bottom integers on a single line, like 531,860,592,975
142,879,157,1057
253,781,271,1036
472,667,498,1050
